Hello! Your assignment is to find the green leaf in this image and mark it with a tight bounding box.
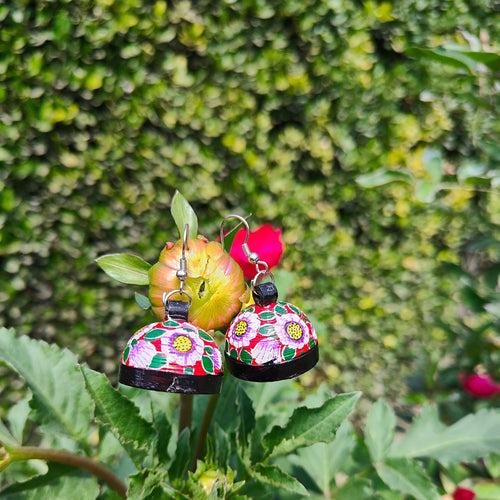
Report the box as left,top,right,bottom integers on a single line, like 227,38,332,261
240,349,252,364
414,180,439,203
0,328,93,443
0,467,100,500
263,392,361,458
356,169,412,188
389,406,500,466
213,424,231,467
423,148,443,183
293,420,356,494
169,428,191,479
365,399,396,462
150,407,172,466
236,385,256,446
128,469,179,500
134,292,151,310
460,51,500,71
254,463,308,496
0,419,17,447
95,253,150,285
457,162,487,183
376,458,439,500
485,454,500,479
81,365,154,467
406,47,475,73
282,347,295,361
475,481,500,499
202,355,214,374
335,478,374,500
7,394,31,444
171,190,198,239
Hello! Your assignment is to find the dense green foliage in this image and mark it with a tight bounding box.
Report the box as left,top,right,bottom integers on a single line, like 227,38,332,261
1,328,499,498
0,0,498,407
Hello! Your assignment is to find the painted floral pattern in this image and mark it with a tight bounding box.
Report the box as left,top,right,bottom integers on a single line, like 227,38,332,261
226,311,260,348
121,320,223,376
225,301,317,366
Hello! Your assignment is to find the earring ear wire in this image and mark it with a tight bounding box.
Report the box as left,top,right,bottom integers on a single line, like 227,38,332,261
162,223,191,305
220,214,274,289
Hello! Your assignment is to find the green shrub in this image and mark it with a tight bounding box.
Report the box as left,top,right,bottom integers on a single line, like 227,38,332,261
1,329,499,498
0,0,498,401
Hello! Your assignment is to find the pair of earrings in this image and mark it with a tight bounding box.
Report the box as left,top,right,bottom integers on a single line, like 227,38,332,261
119,215,319,394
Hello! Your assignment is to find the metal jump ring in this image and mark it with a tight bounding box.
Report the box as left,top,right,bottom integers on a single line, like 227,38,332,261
162,289,192,307
251,270,275,289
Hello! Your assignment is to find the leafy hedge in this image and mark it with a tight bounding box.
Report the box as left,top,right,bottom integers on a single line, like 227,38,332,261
0,0,498,401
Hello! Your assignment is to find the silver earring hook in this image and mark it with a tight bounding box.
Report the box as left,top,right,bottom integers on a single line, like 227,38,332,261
220,214,259,263
220,214,275,289
162,223,192,307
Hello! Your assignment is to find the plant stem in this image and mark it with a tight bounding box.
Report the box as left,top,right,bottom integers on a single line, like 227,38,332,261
191,393,219,470
4,446,127,497
179,394,193,434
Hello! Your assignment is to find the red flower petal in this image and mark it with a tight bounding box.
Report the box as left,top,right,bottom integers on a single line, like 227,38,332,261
230,224,285,280
459,373,500,398
453,487,476,500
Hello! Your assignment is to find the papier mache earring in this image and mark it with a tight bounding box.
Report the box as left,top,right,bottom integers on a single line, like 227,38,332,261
220,215,319,382
119,224,223,394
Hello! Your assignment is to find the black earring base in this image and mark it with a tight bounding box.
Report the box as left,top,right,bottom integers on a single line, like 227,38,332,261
119,364,223,394
225,344,319,382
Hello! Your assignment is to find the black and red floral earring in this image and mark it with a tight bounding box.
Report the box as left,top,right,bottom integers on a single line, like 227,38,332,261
220,215,319,382
119,224,223,394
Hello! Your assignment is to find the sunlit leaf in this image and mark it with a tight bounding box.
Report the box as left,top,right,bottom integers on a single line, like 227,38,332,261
171,190,198,239
356,169,412,188
0,328,93,443
96,253,150,285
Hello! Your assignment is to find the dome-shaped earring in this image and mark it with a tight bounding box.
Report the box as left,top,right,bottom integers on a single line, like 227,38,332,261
220,215,319,382
119,225,223,394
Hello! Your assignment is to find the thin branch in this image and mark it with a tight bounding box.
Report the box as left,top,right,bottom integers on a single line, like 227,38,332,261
3,446,127,497
191,393,219,471
179,394,193,435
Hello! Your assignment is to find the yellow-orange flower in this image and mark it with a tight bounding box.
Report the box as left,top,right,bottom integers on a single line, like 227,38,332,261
149,236,248,331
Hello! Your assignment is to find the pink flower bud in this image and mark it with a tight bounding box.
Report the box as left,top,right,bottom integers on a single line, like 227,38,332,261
453,487,475,500
230,224,285,280
459,373,500,398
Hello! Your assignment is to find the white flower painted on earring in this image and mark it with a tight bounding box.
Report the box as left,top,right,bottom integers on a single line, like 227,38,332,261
251,337,281,365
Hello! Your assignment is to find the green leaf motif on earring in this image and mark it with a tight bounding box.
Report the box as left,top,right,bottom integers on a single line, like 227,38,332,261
149,354,166,369
259,324,274,335
274,304,287,315
202,355,214,374
283,347,295,361
145,329,168,340
240,349,252,364
258,311,275,320
199,330,215,342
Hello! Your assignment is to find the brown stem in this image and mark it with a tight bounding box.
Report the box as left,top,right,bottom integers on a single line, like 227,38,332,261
5,446,127,497
191,394,219,471
179,394,193,434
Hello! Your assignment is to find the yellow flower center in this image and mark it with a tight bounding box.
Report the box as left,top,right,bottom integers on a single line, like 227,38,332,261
173,335,193,353
234,320,248,337
286,322,303,340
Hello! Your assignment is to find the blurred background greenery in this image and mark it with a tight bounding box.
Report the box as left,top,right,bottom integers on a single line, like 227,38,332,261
0,0,498,411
